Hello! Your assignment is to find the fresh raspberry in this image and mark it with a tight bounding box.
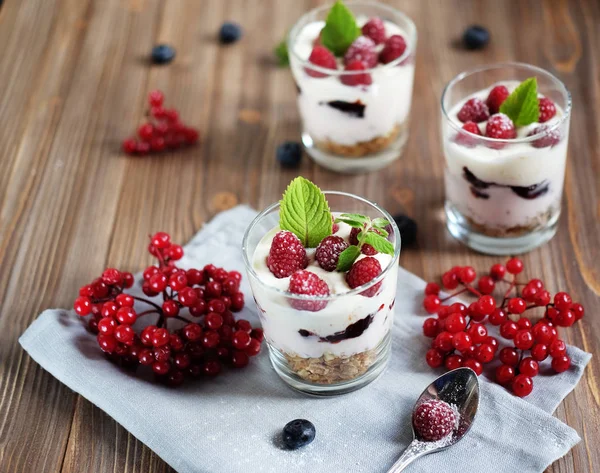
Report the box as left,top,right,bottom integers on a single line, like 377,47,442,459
379,34,407,64
349,227,361,245
361,17,386,44
538,97,556,123
455,121,482,147
315,236,349,271
361,244,377,255
486,85,509,114
527,125,560,148
412,399,456,441
344,36,377,68
457,98,490,123
289,270,330,312
341,60,373,86
346,256,382,297
485,113,516,139
267,231,308,278
306,45,337,78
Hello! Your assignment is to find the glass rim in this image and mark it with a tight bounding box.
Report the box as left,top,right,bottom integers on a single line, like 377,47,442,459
440,62,572,144
287,0,417,76
241,190,401,301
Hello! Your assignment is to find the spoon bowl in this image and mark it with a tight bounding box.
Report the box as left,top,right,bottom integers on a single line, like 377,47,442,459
387,367,480,472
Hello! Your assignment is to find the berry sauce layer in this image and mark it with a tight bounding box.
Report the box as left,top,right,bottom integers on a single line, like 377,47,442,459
250,217,397,359
291,17,414,147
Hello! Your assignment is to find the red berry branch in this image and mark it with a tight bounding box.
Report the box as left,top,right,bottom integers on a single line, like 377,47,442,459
122,90,200,155
421,257,584,397
73,232,262,386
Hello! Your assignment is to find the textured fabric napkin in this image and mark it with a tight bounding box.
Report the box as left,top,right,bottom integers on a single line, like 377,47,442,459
20,206,590,473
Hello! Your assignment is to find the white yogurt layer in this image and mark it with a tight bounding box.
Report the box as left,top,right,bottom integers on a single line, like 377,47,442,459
290,18,415,146
249,220,398,359
443,81,569,229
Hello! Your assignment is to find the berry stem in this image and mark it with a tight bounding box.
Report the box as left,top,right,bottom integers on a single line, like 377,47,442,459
138,309,159,317
132,296,162,311
174,315,193,324
440,288,468,302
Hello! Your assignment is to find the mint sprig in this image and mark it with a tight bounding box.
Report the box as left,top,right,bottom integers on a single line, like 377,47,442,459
499,78,540,126
279,177,332,248
320,0,361,56
274,39,289,67
335,215,394,271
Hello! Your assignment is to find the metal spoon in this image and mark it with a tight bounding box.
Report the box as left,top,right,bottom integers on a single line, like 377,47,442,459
386,367,480,472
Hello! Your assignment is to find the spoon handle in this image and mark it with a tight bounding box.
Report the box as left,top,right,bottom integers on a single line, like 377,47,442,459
386,440,431,473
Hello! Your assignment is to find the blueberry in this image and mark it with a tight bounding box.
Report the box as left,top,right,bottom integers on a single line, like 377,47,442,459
463,26,490,50
151,44,176,64
276,141,302,168
282,419,315,450
219,22,242,44
393,214,417,246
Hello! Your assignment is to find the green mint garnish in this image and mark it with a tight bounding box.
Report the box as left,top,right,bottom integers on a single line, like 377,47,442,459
336,246,361,272
279,177,333,248
274,39,289,67
335,214,394,271
320,0,361,56
499,77,540,126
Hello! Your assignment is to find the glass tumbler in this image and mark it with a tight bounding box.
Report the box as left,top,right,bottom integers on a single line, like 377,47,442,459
441,63,571,255
242,192,401,396
288,1,417,173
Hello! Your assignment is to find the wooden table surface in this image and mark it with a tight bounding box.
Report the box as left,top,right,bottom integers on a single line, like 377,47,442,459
1,0,599,471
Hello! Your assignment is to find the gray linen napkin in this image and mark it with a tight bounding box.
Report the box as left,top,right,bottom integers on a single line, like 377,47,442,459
20,206,590,473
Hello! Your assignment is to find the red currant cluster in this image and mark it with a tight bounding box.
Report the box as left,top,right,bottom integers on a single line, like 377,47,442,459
73,232,262,386
122,90,200,155
422,257,584,397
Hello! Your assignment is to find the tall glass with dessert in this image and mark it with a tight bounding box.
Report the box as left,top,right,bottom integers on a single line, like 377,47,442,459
288,1,417,173
242,178,401,395
441,63,571,255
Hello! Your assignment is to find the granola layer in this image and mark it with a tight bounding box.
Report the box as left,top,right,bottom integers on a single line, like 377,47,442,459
284,350,376,384
313,122,404,158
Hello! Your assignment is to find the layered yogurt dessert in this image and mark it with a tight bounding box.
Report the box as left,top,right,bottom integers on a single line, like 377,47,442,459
243,177,400,393
442,69,571,253
288,1,416,172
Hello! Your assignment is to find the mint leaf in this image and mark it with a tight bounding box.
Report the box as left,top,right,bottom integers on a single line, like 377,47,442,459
371,218,390,230
362,232,395,256
320,0,361,56
336,245,361,272
279,177,332,248
499,78,540,126
335,213,369,228
274,39,289,67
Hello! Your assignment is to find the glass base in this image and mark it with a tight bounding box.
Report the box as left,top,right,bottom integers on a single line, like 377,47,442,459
302,131,408,174
268,333,391,396
445,201,559,255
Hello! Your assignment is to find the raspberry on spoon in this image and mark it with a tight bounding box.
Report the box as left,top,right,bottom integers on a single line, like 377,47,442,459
412,399,457,441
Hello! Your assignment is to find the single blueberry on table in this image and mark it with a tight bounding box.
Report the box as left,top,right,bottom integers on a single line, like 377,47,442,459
282,419,316,450
276,141,302,168
151,44,176,64
393,214,417,246
219,22,242,44
463,26,490,50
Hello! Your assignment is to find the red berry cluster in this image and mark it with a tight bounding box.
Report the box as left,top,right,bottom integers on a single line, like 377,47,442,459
73,232,261,386
422,258,584,397
122,90,200,156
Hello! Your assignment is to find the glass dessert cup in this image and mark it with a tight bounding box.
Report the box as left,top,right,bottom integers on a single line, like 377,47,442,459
441,63,571,255
242,192,401,396
288,1,417,174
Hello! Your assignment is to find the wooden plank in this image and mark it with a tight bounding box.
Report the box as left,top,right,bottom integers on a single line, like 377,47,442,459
0,0,598,472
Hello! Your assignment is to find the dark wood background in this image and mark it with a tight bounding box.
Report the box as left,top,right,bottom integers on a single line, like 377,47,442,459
0,0,598,471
